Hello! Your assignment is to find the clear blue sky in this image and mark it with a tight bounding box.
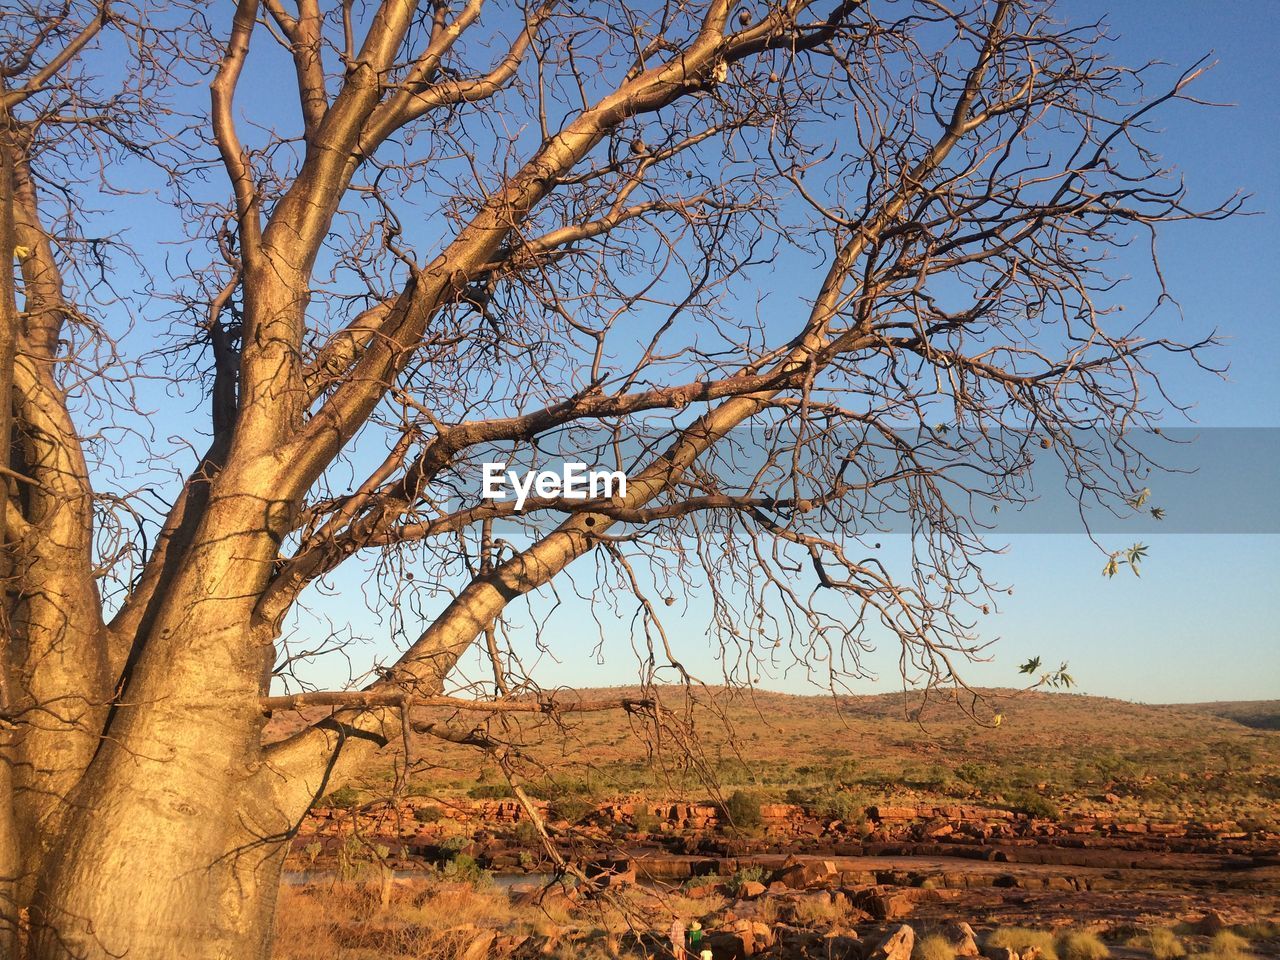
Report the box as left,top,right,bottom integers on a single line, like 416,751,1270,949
71,3,1279,703
966,2,1280,702
434,2,1280,704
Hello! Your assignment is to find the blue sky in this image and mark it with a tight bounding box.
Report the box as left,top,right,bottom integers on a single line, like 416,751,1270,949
433,2,1280,704
53,3,1278,704
962,2,1280,702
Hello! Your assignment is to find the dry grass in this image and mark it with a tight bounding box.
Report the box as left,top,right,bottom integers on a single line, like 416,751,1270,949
273,879,561,960
653,889,728,923
521,883,726,944
987,928,1060,960
545,944,617,960
1127,927,1186,960
1190,931,1254,960
914,934,958,960
1056,931,1110,960
792,894,849,926
1232,923,1280,942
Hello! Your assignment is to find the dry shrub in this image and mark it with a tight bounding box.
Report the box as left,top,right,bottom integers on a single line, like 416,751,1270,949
273,885,343,960
1056,930,1110,960
987,928,1059,960
273,879,541,960
546,943,617,960
915,934,958,960
575,885,726,939
792,894,849,926
1127,927,1186,960
1194,931,1254,960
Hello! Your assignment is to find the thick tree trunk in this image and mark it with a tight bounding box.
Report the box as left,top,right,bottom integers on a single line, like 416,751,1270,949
28,495,294,960
32,810,286,960
29,710,291,960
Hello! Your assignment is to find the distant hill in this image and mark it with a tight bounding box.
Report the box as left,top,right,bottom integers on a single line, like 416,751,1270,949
272,686,1280,823
1184,700,1280,731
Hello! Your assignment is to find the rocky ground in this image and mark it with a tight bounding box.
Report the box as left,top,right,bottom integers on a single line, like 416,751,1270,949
278,794,1280,959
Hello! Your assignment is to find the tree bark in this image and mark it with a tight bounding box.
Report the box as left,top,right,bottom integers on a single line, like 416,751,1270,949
32,768,289,960
31,467,290,957
0,82,22,959
31,619,288,959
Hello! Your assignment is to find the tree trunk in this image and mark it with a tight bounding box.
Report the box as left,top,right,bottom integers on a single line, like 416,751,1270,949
33,827,286,960
29,551,292,960
0,86,22,960
29,720,291,960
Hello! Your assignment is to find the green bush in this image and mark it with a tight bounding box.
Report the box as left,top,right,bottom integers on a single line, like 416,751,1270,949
784,786,866,823
818,790,866,823
441,852,488,884
318,785,359,809
512,820,541,845
468,783,514,799
955,761,994,789
413,805,443,823
548,797,594,824
726,864,768,895
720,789,763,830
1006,789,1061,821
439,835,469,854
527,773,608,801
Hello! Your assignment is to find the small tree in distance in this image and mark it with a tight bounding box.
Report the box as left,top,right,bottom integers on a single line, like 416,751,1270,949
0,0,1234,956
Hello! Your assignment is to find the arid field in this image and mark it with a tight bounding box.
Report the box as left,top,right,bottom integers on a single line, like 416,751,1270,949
271,689,1280,960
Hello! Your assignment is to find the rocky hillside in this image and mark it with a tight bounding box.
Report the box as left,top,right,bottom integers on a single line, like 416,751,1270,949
269,686,1279,826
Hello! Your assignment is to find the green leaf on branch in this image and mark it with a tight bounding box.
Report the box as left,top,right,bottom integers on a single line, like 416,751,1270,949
1103,543,1148,579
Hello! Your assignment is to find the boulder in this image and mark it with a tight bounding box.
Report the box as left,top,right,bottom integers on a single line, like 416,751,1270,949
460,930,496,960
838,870,878,887
685,883,723,899
868,806,918,822
941,922,981,957
728,898,775,921
781,890,834,922
709,920,761,959
771,858,837,889
740,881,767,898
1193,911,1230,935
752,922,776,949
869,924,916,960
850,887,918,921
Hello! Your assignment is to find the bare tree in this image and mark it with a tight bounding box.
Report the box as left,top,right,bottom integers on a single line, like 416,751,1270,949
0,0,1233,956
